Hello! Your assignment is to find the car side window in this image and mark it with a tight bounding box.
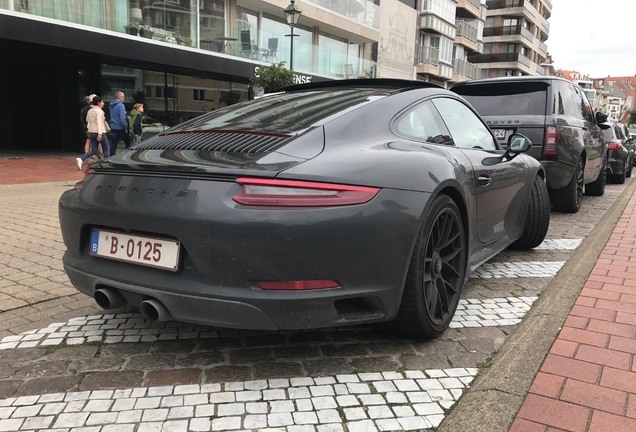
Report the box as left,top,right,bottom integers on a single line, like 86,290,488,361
615,125,624,140
559,83,580,118
574,86,595,123
395,101,453,145
432,97,497,150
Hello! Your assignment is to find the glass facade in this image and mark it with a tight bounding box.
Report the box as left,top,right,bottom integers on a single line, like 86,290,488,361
5,0,375,79
101,64,249,137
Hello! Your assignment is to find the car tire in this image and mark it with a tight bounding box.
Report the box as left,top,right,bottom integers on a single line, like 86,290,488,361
552,158,583,213
585,157,607,197
391,195,466,339
510,176,550,249
612,166,626,184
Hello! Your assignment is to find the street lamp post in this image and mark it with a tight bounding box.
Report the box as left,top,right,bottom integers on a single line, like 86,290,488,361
284,0,302,71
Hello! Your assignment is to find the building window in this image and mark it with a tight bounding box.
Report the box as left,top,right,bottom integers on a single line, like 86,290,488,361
156,86,174,98
193,89,205,101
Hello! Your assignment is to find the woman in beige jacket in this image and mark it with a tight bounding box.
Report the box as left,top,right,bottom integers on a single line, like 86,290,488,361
76,96,110,170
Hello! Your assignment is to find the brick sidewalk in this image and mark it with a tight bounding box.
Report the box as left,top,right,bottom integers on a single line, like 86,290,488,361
509,192,636,431
0,153,85,185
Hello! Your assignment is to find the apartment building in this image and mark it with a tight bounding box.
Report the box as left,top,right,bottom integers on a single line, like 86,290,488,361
414,0,487,86
468,0,551,78
1,0,421,152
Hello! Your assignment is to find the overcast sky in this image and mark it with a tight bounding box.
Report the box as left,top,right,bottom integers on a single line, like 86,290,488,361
546,0,635,78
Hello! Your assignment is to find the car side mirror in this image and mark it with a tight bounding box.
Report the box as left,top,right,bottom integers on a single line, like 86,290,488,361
595,112,608,124
507,133,531,153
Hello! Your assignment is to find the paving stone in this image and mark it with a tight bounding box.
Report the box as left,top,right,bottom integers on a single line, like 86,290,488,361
204,366,252,383
14,375,82,397
80,371,144,391
49,345,99,361
126,354,176,370
304,358,355,376
253,362,304,380
13,360,69,379
174,351,225,368
143,368,202,387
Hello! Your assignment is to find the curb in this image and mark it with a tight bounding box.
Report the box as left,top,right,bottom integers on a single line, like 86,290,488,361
438,178,636,432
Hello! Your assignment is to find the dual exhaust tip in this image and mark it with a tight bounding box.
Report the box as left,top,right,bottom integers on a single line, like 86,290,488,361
94,287,172,322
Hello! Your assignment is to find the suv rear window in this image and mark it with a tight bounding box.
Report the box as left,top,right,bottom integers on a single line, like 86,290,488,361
453,82,548,116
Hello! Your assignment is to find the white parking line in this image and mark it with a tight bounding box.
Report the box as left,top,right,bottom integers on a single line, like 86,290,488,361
0,296,537,350
0,369,478,432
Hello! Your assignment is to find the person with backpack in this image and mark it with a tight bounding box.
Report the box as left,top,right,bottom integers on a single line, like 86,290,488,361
128,103,144,145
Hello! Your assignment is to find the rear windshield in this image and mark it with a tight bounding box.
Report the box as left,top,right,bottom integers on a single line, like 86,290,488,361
453,82,548,116
168,89,388,133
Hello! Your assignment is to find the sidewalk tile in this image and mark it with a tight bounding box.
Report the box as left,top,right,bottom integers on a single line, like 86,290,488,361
528,372,564,398
560,379,628,415
558,327,609,348
540,354,601,384
508,418,546,432
587,319,636,338
549,340,578,358
574,345,631,370
600,368,636,393
588,410,636,432
516,394,590,431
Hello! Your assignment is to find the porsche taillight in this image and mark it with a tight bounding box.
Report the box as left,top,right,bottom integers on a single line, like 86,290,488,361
233,178,380,207
73,169,94,190
543,126,558,156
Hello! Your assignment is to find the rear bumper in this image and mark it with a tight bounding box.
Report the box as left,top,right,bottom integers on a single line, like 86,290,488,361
64,258,395,331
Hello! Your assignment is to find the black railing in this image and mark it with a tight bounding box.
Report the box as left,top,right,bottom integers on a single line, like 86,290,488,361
486,0,525,9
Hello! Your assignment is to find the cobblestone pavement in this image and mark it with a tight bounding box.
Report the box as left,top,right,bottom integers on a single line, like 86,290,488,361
0,178,630,431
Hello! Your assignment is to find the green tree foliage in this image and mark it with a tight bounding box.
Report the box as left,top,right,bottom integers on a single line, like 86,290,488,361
629,109,636,126
249,62,295,94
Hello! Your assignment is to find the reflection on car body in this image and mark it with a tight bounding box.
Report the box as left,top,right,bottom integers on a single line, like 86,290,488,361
59,79,550,339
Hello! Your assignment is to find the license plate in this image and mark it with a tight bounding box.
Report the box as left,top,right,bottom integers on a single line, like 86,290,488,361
89,229,180,272
492,129,506,139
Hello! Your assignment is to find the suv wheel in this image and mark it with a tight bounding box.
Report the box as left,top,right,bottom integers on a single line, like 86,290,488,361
552,158,583,213
585,157,607,197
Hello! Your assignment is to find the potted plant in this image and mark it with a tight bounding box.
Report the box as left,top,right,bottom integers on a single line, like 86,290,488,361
249,62,295,95
123,22,138,36
139,25,154,39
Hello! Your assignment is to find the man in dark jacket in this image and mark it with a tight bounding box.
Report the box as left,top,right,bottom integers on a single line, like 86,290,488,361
108,91,130,155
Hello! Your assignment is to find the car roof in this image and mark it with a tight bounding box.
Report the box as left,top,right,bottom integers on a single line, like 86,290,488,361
452,75,571,88
284,78,443,93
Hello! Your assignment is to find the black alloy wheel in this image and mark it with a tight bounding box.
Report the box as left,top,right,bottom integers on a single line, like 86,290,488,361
392,195,466,339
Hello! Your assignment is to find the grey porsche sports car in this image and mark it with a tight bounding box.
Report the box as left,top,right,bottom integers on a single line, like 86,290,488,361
59,79,550,339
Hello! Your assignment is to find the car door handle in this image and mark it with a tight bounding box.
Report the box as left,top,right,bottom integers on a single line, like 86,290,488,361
478,175,492,187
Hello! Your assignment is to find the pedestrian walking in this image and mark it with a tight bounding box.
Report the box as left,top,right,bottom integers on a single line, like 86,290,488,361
76,96,110,170
128,103,144,145
108,90,130,155
80,93,96,153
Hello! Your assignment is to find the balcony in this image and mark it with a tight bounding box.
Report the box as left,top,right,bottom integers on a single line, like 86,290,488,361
468,52,532,68
485,0,524,8
303,0,380,29
420,14,456,39
416,46,440,75
452,58,480,81
2,5,376,81
456,0,481,19
455,19,479,52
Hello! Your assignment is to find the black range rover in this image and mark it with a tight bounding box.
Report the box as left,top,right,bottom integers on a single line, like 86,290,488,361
452,76,609,213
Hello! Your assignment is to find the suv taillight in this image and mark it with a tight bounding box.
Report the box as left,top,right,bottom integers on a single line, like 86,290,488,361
543,126,558,156
608,141,619,151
